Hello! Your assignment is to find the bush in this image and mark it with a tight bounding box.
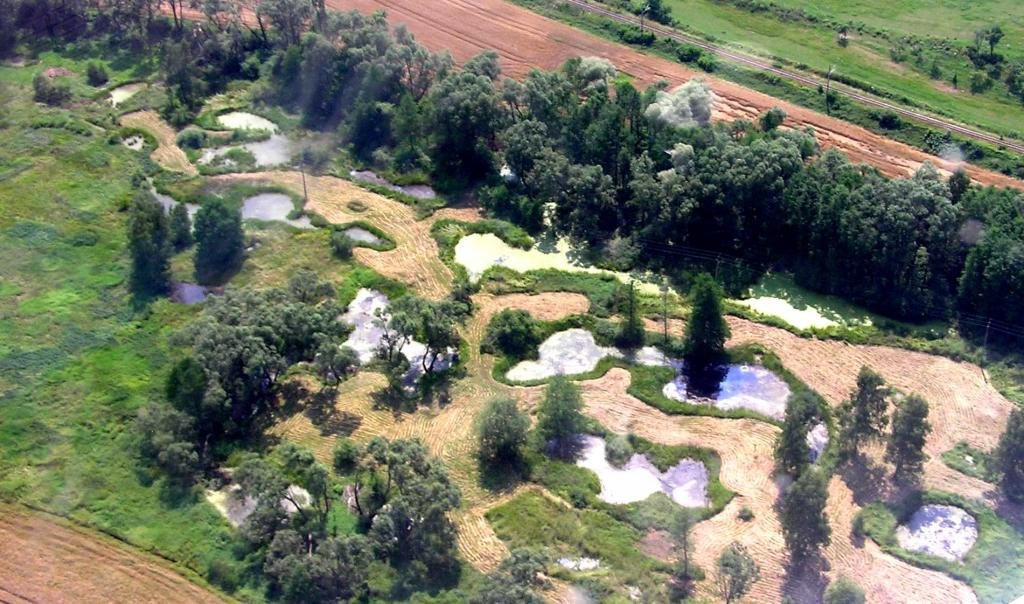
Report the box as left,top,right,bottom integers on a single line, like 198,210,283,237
618,26,656,46
32,74,71,106
331,231,354,259
332,438,360,473
697,54,718,73
825,576,866,604
86,63,109,86
176,128,208,149
737,506,754,521
676,44,703,64
483,309,539,358
605,433,634,468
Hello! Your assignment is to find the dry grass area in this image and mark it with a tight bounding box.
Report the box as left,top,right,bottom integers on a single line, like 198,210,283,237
272,292,589,572
337,0,1023,190
567,368,978,603
216,172,457,299
0,505,222,604
118,110,197,176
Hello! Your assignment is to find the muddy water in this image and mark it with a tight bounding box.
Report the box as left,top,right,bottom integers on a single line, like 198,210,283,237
241,193,311,228
216,111,277,132
663,363,791,420
199,134,293,168
342,226,384,245
575,435,708,507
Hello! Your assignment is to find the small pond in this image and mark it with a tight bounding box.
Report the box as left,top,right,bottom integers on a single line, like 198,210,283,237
199,134,294,168
807,423,829,463
122,135,144,151
109,82,146,107
576,435,708,507
896,504,977,561
342,226,384,246
506,329,621,382
217,111,277,132
171,282,209,305
241,193,312,229
340,288,453,385
349,170,436,199
663,363,791,420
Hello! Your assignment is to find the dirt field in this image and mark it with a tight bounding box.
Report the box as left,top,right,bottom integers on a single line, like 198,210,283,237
337,0,1022,190
0,506,222,604
118,111,198,176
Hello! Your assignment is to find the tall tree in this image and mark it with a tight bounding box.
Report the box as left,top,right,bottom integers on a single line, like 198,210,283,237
995,407,1024,502
616,281,645,349
682,273,730,371
127,191,172,296
477,396,530,463
669,510,700,601
776,391,819,477
429,61,505,182
193,198,244,285
885,395,931,482
536,376,585,457
169,203,192,251
715,542,760,603
781,469,831,562
837,366,889,457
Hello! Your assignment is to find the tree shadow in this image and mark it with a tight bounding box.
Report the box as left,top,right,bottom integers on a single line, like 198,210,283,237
478,456,530,494
837,451,895,506
781,551,830,604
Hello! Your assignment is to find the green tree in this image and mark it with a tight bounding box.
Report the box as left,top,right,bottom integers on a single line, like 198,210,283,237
314,340,359,390
86,62,108,86
484,309,540,358
193,198,244,285
885,394,931,482
995,407,1024,502
537,376,585,457
330,230,354,259
715,542,760,603
759,107,786,131
682,273,730,371
429,61,505,182
477,396,530,463
135,402,199,483
825,576,866,604
127,191,172,296
616,281,645,349
776,391,819,477
781,469,831,562
169,203,192,251
669,509,702,601
838,366,889,457
471,548,549,604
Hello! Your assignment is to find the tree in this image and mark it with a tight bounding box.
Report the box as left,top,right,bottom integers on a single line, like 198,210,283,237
477,396,530,463
127,191,172,296
776,391,819,477
193,198,244,285
837,366,889,457
263,530,373,603
616,281,645,349
330,231,354,259
86,62,108,86
484,309,540,358
135,402,199,483
645,80,714,128
472,548,549,604
669,510,701,601
885,394,931,482
781,469,831,562
825,576,866,604
682,273,730,371
995,407,1024,502
32,73,71,105
429,63,505,182
314,340,359,391
715,542,759,603
948,168,971,203
169,203,193,251
333,438,361,473
759,107,786,132
536,376,585,457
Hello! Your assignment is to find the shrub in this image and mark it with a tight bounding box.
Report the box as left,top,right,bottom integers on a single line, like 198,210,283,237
618,26,656,46
737,506,754,522
677,44,703,64
483,309,539,358
32,74,71,106
825,576,866,604
86,62,109,86
605,433,634,468
331,231,354,259
176,128,208,149
697,54,718,72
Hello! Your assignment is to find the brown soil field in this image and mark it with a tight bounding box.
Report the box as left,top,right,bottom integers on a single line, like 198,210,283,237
0,506,222,604
118,111,197,176
338,0,1023,190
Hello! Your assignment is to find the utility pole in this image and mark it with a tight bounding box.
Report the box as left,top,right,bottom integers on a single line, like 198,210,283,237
639,4,650,32
300,164,309,206
981,317,992,382
661,274,669,346
825,64,835,115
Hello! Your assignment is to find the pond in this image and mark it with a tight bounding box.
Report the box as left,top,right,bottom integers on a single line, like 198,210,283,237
349,170,436,199
663,363,791,420
737,273,875,331
896,504,977,562
342,226,384,246
199,134,294,168
575,435,708,507
109,83,146,107
241,193,311,229
216,111,278,132
506,329,621,382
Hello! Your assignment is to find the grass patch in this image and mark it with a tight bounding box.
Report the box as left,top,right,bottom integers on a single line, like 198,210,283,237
854,490,1024,604
482,267,624,317
326,220,396,252
941,442,997,482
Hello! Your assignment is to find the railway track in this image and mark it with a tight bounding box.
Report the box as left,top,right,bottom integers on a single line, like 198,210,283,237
561,0,1024,155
